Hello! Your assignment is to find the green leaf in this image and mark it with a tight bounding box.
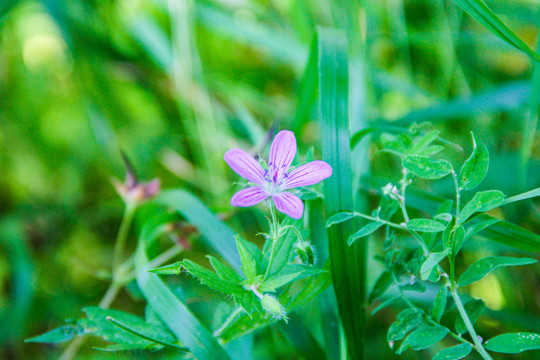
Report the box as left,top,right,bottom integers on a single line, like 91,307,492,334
369,271,393,303
106,317,187,351
208,256,243,283
25,325,79,343
136,216,232,360
431,286,448,323
319,26,365,360
387,308,423,343
453,0,540,62
458,256,537,287
407,219,446,233
149,261,183,275
452,226,465,256
408,130,440,155
485,333,540,353
459,133,489,190
402,155,452,180
432,343,473,360
459,190,505,224
259,265,324,292
397,325,448,354
326,211,355,227
181,260,245,296
420,250,450,280
348,221,384,245
236,236,258,281
455,299,485,335
370,297,401,316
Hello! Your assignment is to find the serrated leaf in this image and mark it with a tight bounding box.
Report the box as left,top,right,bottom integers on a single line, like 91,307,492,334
402,155,453,180
455,299,485,335
431,286,448,322
407,219,446,233
432,343,473,359
397,325,448,354
149,261,183,275
182,260,245,295
369,271,393,303
458,256,537,287
420,250,450,280
326,211,355,227
348,221,384,245
459,190,505,224
25,325,79,343
387,308,423,343
459,133,489,190
208,256,243,283
236,236,258,281
485,333,540,353
409,130,440,155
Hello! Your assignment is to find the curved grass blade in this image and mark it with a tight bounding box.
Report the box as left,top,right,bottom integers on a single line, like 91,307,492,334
453,0,540,62
135,216,231,360
155,189,241,272
318,26,365,360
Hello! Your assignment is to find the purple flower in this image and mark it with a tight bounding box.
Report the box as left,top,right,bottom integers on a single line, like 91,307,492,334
224,130,332,219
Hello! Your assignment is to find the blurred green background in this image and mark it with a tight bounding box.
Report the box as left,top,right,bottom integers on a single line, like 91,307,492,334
1,0,539,359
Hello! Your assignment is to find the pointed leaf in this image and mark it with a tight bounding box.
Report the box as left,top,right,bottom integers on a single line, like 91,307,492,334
409,130,440,155
459,133,489,190
397,325,448,354
387,308,423,342
420,250,450,280
459,256,537,287
150,261,183,275
464,218,500,241
25,325,78,344
369,271,393,303
182,260,245,296
431,286,448,322
208,256,243,283
326,211,355,227
459,190,505,224
348,221,384,245
236,236,258,281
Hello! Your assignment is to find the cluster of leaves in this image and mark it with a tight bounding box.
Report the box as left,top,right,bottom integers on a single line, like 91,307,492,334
329,125,539,358
26,306,185,353
151,219,330,342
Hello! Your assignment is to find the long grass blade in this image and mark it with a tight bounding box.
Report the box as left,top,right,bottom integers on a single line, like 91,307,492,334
318,26,365,360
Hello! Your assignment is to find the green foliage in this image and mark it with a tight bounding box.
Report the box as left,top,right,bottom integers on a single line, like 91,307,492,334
485,333,540,353
402,156,453,180
459,133,489,191
432,343,473,360
458,256,537,287
397,326,448,354
459,190,506,224
387,308,423,343
407,219,446,233
348,222,384,245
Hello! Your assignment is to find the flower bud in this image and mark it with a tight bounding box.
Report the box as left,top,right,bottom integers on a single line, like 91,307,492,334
260,294,288,321
295,242,316,266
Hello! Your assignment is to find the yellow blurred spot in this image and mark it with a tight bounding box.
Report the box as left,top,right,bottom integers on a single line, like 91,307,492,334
22,33,66,71
470,274,505,310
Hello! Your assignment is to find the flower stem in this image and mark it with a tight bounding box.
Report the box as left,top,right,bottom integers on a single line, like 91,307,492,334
450,288,493,360
112,204,136,272
263,203,279,281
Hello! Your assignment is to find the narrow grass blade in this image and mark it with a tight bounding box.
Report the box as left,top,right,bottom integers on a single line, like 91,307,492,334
135,216,231,360
155,189,241,272
318,26,365,360
453,0,540,62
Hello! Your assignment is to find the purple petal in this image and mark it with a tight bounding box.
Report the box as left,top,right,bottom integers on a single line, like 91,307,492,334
231,186,269,207
273,192,304,219
282,161,333,189
224,149,266,185
268,130,296,183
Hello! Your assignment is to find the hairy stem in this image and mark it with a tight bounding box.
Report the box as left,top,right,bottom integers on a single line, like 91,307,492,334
450,289,493,360
263,203,279,281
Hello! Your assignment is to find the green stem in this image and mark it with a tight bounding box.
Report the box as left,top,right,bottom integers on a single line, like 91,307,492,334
213,306,244,337
450,289,493,360
263,203,280,281
112,204,136,273
399,169,410,223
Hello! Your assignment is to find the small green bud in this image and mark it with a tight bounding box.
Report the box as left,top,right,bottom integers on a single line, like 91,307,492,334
260,294,288,321
295,242,316,266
